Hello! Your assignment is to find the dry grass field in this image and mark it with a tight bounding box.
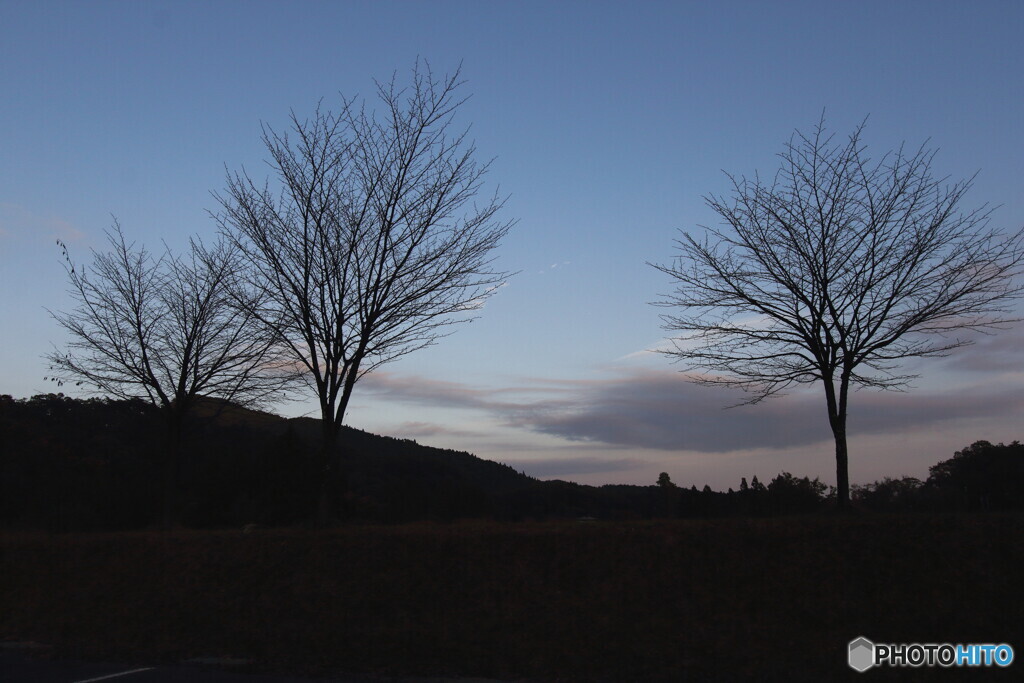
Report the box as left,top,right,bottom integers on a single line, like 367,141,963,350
2,514,1021,681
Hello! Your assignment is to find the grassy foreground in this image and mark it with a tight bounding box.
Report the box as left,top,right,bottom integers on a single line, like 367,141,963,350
2,515,1021,681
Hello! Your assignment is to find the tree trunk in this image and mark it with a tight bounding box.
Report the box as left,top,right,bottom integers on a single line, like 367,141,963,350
317,418,339,526
317,376,360,526
161,406,184,529
822,374,851,509
317,413,355,526
832,424,850,509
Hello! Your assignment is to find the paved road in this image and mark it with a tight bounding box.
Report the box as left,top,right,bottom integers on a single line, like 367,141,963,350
0,648,519,683
0,650,350,682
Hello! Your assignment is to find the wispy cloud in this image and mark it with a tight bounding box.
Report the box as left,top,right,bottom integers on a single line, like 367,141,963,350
360,372,506,410
360,367,1024,454
0,204,84,244
465,281,510,311
536,260,571,274
939,326,1024,374
390,421,485,440
503,456,641,478
619,337,677,361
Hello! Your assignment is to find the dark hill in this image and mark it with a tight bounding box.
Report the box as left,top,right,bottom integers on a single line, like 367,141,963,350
1,393,552,529
191,395,531,494
190,396,540,516
5,394,1017,531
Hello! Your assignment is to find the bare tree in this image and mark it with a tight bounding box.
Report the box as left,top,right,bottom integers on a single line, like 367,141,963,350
652,119,1024,507
47,221,291,525
215,62,513,522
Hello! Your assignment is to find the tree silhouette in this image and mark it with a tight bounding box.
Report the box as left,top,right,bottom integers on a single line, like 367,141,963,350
927,440,1024,510
216,62,513,522
655,472,678,517
653,118,1024,507
766,471,826,514
47,222,291,526
852,475,923,511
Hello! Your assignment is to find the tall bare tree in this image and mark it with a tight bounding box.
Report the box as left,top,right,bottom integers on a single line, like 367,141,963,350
215,62,513,521
652,119,1024,507
48,222,291,525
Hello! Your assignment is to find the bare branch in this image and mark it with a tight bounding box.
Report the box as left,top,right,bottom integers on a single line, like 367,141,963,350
47,222,294,413
214,61,514,468
651,117,1024,505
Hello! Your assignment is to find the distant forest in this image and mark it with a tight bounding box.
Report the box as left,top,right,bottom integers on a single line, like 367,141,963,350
1,393,1021,531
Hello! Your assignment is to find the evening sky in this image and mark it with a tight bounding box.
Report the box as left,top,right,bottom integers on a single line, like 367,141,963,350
2,0,1021,488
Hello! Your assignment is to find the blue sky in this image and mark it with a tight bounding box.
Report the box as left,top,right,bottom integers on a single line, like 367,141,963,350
2,0,1022,489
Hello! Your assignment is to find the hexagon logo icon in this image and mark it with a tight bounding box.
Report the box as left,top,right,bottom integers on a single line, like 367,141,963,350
849,637,875,672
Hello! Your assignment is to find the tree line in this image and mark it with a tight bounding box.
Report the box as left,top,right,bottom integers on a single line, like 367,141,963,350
2,393,1020,531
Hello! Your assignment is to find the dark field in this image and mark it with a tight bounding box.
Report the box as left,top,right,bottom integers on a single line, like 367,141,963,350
2,514,1021,682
